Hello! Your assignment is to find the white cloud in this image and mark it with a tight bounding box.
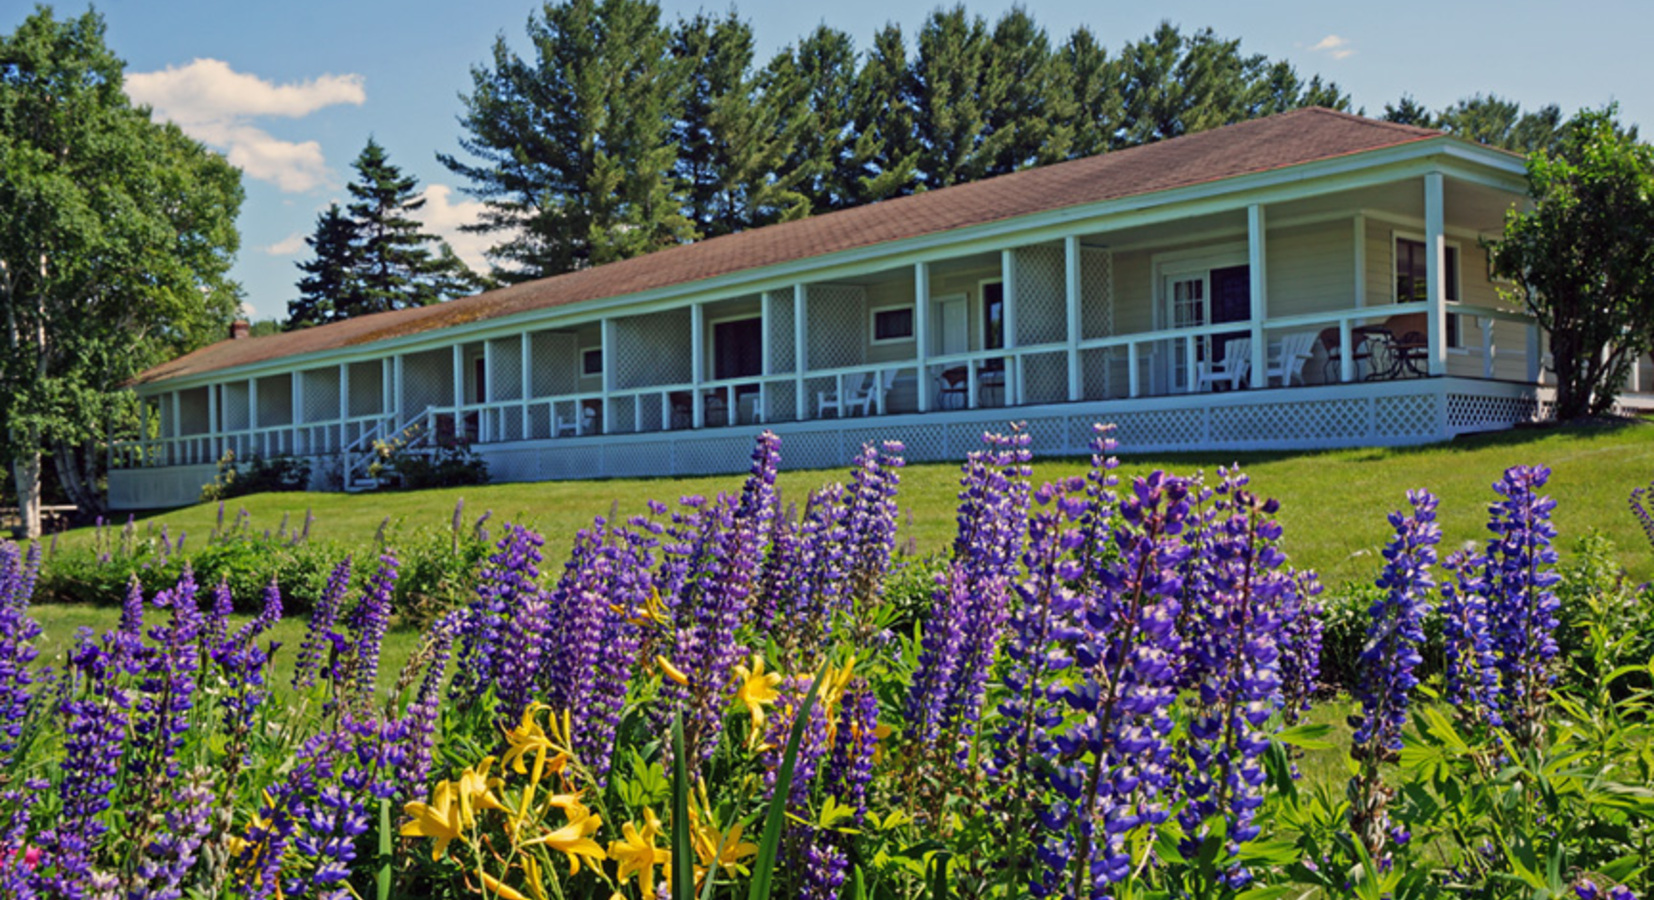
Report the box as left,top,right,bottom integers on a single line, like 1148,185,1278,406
415,184,497,274
263,231,307,256
1309,34,1355,60
126,59,366,193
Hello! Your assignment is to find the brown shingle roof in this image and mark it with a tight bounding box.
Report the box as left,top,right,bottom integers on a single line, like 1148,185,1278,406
137,108,1444,385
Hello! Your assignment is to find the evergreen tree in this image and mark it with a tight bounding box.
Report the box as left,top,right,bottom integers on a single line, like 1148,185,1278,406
761,26,860,213
910,6,998,188
673,12,806,236
288,141,482,330
441,0,693,281
347,138,477,314
1062,26,1123,158
843,23,921,205
1438,94,1564,154
288,203,357,329
1383,94,1436,127
980,8,1074,175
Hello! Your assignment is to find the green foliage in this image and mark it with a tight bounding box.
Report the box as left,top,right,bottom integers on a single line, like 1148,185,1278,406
200,451,312,502
372,439,491,492
288,140,483,328
1491,105,1654,419
0,6,244,521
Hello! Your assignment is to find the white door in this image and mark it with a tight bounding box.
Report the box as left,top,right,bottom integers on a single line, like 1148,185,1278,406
938,297,968,356
1165,274,1207,390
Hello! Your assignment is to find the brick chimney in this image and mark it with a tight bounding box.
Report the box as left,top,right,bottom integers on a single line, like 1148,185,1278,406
230,320,251,340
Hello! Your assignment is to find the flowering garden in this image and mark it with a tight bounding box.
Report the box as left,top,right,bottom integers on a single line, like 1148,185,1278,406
1,425,1652,899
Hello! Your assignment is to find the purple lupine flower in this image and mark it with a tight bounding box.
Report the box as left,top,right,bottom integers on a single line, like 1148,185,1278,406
119,576,145,636
765,485,851,667
798,829,849,900
396,613,458,801
1348,489,1440,867
1351,490,1441,757
988,477,1088,888
579,524,652,785
1038,470,1192,899
35,635,128,893
663,432,781,765
1177,476,1293,887
343,553,398,706
202,579,235,654
842,441,905,616
128,769,214,900
826,681,879,823
0,778,46,899
0,543,44,769
760,674,832,806
293,557,352,692
238,731,342,898
1484,465,1561,746
1278,569,1325,727
485,525,550,727
1630,480,1654,549
1440,550,1502,726
906,430,1031,758
130,571,204,787
543,526,601,732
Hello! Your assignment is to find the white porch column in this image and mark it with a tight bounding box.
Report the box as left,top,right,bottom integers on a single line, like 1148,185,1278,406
392,355,405,420
601,317,616,434
247,378,259,460
451,344,464,409
914,262,931,413
338,363,349,450
690,303,705,429
207,383,219,459
1001,248,1020,405
381,358,393,421
793,284,808,421
760,292,774,421
291,371,304,454
481,339,494,441
1352,214,1367,308
1527,325,1542,384
1248,204,1268,389
520,332,532,437
1064,235,1082,401
1424,172,1449,376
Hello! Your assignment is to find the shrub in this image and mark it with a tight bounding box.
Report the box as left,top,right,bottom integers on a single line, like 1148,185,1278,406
199,450,311,501
370,432,490,490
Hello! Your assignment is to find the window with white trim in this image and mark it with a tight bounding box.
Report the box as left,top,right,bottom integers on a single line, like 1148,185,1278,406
870,306,915,343
1395,235,1465,348
581,347,603,375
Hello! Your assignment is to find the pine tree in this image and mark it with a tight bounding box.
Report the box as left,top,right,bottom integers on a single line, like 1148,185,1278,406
441,0,693,281
843,23,921,205
761,26,860,214
347,138,477,314
980,8,1074,175
288,203,358,329
1062,26,1123,158
910,6,998,188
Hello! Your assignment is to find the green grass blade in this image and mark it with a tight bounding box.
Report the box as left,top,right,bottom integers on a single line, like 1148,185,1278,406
747,668,826,900
672,712,695,900
377,796,393,900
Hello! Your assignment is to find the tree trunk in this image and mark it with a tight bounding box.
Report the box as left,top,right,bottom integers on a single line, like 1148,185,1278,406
54,440,104,517
11,448,41,540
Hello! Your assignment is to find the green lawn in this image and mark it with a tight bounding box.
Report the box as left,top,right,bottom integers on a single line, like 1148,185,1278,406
54,420,1654,588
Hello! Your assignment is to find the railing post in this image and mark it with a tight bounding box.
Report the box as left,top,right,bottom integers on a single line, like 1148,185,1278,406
914,262,931,413
1002,248,1020,405
793,284,807,421
690,304,705,429
601,317,616,435
1339,319,1356,383
1482,317,1495,379
1128,342,1140,398
1184,335,1198,394
1352,213,1367,308
1527,323,1542,384
1065,235,1082,401
1248,204,1268,389
339,363,350,453
1425,172,1448,377
520,332,533,439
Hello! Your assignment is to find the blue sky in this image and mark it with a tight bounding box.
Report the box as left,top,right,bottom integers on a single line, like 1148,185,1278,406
20,0,1648,321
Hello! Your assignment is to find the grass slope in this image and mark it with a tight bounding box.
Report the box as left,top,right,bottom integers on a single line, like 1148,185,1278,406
64,422,1654,588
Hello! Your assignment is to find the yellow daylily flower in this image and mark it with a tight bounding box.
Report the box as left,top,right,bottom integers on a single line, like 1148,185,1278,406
608,813,670,898
690,809,758,881
455,759,507,827
526,804,606,876
480,870,530,900
523,856,550,900
732,655,784,738
503,705,561,775
657,655,690,686
613,588,670,628
401,779,465,861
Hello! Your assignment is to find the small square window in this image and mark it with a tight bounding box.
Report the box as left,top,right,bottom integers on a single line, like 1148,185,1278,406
872,307,914,342
581,348,603,375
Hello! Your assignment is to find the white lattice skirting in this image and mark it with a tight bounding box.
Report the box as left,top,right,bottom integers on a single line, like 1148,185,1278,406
109,378,1597,509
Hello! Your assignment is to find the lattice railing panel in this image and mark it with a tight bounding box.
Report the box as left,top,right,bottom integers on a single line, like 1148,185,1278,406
347,361,383,417
614,309,691,390
1109,409,1204,449
766,382,798,424
527,405,552,441
636,400,665,433
300,368,340,424
1014,244,1067,346
402,349,452,414
177,387,209,434
1446,393,1540,432
806,284,867,370
1023,416,1068,455
530,332,579,398
489,338,523,401
777,431,841,471
1021,350,1069,405
1080,247,1113,340
1079,347,1122,400
677,436,753,475
768,291,796,374
1374,394,1438,438
253,374,293,426
609,398,636,434
220,382,250,431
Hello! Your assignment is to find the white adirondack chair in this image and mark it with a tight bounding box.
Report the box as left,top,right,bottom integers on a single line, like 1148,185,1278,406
1267,332,1319,386
1195,338,1251,392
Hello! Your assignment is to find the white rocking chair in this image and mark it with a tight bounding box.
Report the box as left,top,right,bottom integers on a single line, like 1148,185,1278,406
556,405,596,437
817,371,893,418
1267,332,1319,386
